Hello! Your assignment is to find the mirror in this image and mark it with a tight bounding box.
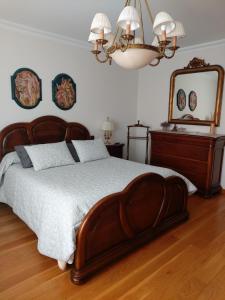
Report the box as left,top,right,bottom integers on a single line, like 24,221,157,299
168,58,224,126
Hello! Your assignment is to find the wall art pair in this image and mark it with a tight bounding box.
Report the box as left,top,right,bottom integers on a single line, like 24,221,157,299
11,68,76,110
177,89,197,112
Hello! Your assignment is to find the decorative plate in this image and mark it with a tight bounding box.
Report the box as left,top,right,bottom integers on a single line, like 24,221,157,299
52,73,76,110
11,68,42,109
189,91,197,111
176,89,186,111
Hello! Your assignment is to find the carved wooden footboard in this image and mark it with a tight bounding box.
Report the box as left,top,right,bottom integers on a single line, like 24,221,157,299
0,116,189,285
71,173,188,284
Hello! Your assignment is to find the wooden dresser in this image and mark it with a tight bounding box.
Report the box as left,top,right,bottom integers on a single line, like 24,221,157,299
150,131,225,197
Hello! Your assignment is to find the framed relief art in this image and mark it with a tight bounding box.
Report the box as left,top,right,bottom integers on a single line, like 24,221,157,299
11,68,42,109
176,89,186,111
52,73,76,110
189,90,197,111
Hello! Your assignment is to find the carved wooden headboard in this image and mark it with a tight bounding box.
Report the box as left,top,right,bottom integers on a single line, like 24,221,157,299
0,115,92,161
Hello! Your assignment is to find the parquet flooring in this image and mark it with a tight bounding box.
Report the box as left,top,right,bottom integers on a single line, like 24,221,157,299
1,192,225,299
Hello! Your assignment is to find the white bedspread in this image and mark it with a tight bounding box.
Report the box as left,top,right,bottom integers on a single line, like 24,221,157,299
0,152,196,262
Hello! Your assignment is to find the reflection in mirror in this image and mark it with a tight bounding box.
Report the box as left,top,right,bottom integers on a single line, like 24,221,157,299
173,71,218,121
169,58,224,126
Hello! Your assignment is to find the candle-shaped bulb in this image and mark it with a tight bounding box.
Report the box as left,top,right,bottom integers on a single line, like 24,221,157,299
126,21,131,35
172,36,177,48
93,42,98,51
161,25,167,41
99,29,104,40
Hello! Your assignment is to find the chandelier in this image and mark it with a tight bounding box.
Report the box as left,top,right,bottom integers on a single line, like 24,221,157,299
88,0,185,70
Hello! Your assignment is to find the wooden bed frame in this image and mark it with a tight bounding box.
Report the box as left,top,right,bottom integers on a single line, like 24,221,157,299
0,116,189,284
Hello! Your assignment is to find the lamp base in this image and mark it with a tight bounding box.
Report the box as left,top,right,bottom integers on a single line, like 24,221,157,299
104,131,112,145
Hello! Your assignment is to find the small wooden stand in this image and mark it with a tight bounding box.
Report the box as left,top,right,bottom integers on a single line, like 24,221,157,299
127,121,150,164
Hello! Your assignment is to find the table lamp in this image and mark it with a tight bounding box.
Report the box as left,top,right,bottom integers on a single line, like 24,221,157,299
102,117,114,144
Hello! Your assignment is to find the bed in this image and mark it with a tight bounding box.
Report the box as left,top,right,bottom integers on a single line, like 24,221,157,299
0,116,196,284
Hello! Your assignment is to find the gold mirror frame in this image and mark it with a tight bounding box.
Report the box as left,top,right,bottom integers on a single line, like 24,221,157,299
168,58,225,126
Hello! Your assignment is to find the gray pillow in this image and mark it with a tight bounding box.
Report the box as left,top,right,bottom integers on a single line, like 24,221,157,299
67,142,80,162
24,141,75,171
15,145,33,168
72,138,109,163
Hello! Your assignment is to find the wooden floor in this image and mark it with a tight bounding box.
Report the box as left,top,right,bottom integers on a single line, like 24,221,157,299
1,193,225,300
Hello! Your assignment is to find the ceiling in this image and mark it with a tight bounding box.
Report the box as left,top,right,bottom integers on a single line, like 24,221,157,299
0,0,224,47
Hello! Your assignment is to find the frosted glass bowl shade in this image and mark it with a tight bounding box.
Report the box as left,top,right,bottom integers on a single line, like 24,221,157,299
117,6,140,31
91,13,112,34
111,44,159,70
153,12,175,35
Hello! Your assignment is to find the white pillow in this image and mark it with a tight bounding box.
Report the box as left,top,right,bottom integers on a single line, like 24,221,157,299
24,141,75,171
72,139,109,163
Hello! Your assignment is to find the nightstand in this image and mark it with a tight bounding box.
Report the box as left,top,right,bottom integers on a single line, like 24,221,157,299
106,143,124,158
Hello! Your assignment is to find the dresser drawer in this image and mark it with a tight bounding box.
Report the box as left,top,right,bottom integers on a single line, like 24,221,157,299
151,153,208,189
150,130,225,197
151,141,209,162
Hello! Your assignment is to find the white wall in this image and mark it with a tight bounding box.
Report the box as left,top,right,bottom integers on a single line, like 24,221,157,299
1,23,225,186
0,25,138,154
136,41,225,187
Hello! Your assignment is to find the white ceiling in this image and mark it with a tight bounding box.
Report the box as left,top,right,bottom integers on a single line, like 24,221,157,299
0,0,224,47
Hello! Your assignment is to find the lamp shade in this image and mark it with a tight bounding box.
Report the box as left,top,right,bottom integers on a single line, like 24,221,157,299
91,13,112,34
153,11,175,35
88,32,100,43
167,21,185,38
111,45,159,70
117,6,140,31
102,117,114,131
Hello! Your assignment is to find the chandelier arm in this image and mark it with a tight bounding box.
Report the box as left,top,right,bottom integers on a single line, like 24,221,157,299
100,43,106,53
163,48,176,59
149,57,161,67
95,52,110,64
107,45,117,55
101,43,113,55
120,39,130,52
138,0,145,44
158,45,166,57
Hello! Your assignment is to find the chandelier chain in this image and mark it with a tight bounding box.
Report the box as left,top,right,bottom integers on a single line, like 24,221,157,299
144,0,160,44
144,0,154,24
138,0,145,44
